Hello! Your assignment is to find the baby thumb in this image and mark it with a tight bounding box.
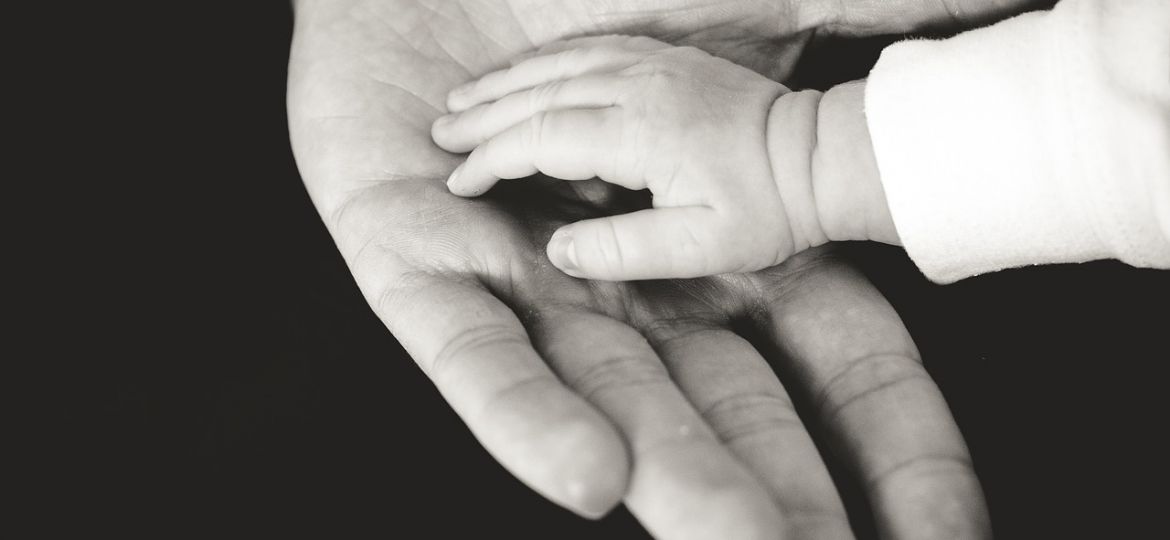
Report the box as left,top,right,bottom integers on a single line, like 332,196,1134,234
546,207,725,281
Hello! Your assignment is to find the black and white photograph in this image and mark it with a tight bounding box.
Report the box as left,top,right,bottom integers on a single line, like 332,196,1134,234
35,0,1169,538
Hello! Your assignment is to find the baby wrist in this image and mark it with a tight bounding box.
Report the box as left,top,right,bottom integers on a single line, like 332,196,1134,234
808,80,899,246
766,80,899,255
765,89,832,254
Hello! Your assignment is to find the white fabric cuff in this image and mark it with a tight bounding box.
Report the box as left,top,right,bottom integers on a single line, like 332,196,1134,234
864,2,1170,283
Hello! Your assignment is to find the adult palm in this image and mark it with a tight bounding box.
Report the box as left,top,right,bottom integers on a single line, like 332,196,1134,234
288,0,1036,537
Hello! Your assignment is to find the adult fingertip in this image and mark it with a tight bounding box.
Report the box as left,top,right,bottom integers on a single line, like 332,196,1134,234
477,383,628,520
563,465,626,520
541,419,629,519
633,470,784,540
873,459,991,540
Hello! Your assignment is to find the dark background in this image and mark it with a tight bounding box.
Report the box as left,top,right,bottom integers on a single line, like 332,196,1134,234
55,2,1166,538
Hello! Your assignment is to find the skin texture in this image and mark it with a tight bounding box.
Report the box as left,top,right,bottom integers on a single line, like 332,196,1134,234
433,36,799,280
287,0,1046,538
430,37,901,281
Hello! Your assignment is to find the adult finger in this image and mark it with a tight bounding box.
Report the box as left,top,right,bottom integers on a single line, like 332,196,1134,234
752,248,990,539
820,0,1051,37
525,306,784,540
370,270,629,518
434,75,628,153
447,45,647,113
547,206,732,281
644,317,855,540
446,108,637,196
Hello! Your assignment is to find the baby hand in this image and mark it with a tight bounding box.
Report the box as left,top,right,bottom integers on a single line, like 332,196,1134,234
432,35,804,280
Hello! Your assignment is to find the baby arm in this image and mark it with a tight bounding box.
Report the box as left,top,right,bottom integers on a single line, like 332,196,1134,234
431,35,897,280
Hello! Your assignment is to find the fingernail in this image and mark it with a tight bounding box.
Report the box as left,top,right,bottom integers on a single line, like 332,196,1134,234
446,164,464,190
447,88,469,111
549,231,578,272
433,114,453,129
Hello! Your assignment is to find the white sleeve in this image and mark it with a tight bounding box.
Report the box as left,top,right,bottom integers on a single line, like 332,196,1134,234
864,0,1170,283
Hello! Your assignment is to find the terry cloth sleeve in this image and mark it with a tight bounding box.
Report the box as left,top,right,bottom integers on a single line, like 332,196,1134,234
864,0,1170,283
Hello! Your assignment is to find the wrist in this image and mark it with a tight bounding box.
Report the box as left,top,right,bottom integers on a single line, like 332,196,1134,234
765,89,832,254
809,80,899,245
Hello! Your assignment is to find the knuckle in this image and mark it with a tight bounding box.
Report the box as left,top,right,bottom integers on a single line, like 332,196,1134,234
564,352,669,401
638,316,727,349
868,453,977,492
430,322,529,379
525,111,548,149
593,219,628,276
478,373,557,420
554,47,585,74
815,353,930,420
700,391,804,444
528,80,561,110
643,62,673,85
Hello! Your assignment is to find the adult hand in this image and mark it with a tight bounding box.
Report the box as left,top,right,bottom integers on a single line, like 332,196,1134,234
504,0,1049,81
288,1,1039,537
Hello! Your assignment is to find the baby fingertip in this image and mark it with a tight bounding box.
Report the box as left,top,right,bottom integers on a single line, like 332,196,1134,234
445,164,467,193
547,230,580,274
446,84,474,113
445,166,491,198
432,113,453,128
430,114,455,148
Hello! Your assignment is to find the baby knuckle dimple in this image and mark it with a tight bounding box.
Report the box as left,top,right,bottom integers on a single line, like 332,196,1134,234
554,47,588,73
591,220,628,276
525,111,549,149
623,59,670,82
644,61,678,82
528,80,561,110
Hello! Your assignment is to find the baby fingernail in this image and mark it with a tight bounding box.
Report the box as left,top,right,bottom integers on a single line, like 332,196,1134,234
549,231,578,272
447,88,470,111
446,164,464,190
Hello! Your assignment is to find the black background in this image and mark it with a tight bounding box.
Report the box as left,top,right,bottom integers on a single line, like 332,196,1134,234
48,2,1167,538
